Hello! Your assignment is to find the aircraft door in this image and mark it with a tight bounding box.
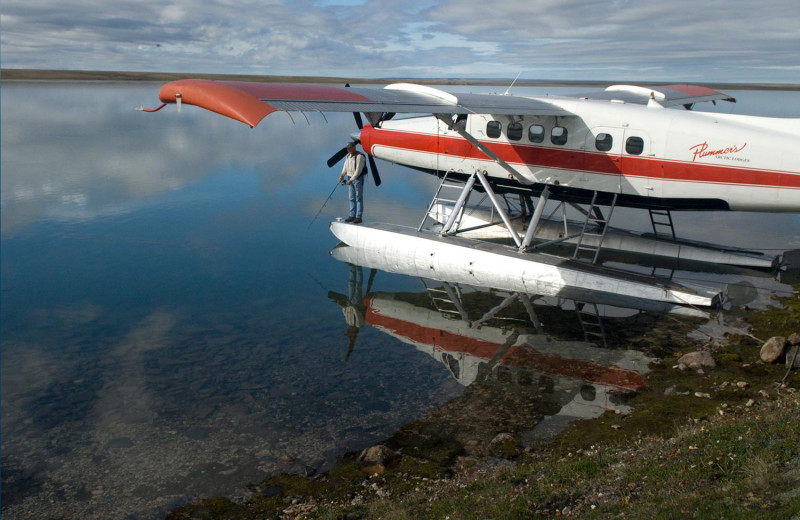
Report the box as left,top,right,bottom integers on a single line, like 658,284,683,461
584,127,623,194
437,114,470,173
620,130,657,197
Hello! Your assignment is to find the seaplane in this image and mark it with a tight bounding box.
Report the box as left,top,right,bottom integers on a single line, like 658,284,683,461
143,79,800,307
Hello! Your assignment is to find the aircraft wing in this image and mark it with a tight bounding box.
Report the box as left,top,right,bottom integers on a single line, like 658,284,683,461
155,79,573,127
572,84,736,108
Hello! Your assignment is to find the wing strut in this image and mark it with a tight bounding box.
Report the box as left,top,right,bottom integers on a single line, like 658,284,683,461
433,114,531,185
435,169,523,248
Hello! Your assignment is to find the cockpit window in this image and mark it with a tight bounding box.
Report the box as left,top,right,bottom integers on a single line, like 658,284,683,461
487,120,502,138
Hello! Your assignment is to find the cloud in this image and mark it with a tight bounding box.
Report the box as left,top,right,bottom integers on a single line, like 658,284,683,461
1,0,798,82
0,82,348,236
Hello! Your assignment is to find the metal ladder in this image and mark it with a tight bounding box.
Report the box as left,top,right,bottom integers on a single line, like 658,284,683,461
576,302,607,347
648,209,677,242
422,280,470,322
419,171,471,232
572,192,618,264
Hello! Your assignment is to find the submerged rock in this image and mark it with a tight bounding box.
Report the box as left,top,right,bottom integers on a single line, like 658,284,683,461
760,336,787,363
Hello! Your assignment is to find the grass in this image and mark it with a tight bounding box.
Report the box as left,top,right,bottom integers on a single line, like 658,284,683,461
347,393,800,520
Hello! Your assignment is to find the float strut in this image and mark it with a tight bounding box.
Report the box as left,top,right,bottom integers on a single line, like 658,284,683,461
442,173,478,234
520,186,550,252
474,170,522,247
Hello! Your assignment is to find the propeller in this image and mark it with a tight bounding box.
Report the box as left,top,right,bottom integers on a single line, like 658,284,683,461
326,112,382,187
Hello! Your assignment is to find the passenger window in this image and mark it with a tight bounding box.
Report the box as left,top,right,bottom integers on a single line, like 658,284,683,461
487,120,502,138
528,124,544,143
595,133,613,152
551,126,568,145
626,136,644,155
508,122,523,141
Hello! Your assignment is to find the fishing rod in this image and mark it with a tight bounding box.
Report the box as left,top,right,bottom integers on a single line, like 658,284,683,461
308,178,344,229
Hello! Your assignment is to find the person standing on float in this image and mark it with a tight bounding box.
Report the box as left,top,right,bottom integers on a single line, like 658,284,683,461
338,142,366,223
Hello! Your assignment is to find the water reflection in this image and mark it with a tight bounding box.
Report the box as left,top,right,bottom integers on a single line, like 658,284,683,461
330,244,777,442
3,83,800,520
0,83,452,520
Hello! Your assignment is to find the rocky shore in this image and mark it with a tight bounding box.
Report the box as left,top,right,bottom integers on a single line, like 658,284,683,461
166,284,800,520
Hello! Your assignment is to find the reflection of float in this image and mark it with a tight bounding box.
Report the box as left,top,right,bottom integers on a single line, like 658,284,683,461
329,244,699,439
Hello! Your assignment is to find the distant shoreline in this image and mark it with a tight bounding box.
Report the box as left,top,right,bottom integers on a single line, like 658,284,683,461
2,68,798,90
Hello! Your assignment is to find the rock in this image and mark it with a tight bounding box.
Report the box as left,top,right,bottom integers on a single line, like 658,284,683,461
788,333,800,346
489,432,514,446
760,336,787,363
786,345,800,368
488,432,520,458
677,351,716,369
356,445,399,475
278,455,296,465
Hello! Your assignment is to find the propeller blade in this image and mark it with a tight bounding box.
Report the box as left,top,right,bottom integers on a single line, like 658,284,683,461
368,155,381,186
326,147,348,168
353,112,364,130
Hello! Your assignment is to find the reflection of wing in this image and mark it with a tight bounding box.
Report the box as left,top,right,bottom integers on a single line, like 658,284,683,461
156,80,572,127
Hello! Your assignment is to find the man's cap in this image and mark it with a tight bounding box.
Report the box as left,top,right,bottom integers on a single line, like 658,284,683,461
346,141,358,148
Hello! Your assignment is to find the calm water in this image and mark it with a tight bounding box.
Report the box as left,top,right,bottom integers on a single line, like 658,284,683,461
2,82,799,519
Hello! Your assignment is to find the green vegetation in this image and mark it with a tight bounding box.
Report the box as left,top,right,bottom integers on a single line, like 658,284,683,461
167,390,800,519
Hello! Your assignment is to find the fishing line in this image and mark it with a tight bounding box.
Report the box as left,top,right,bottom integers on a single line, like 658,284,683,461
308,178,343,229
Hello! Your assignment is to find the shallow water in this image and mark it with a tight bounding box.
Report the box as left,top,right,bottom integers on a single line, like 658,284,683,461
1,82,798,519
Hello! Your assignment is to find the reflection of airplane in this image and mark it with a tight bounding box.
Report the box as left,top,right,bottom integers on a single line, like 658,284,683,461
328,249,672,439
362,288,658,391
146,80,798,304
328,241,793,437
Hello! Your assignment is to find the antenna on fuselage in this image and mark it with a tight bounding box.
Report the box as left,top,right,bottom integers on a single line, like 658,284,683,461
503,72,522,96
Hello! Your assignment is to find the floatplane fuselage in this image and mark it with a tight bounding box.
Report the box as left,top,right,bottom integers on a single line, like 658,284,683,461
359,90,800,212
146,80,800,306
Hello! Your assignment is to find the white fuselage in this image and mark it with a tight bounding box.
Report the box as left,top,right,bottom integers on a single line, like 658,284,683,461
361,97,800,212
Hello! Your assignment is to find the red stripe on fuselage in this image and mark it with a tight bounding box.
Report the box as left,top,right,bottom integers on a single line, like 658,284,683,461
364,304,646,390
363,127,800,190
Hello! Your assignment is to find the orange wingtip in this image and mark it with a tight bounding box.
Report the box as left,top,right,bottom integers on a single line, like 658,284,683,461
158,79,276,127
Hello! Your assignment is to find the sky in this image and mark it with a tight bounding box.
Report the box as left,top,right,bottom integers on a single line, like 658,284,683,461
1,0,799,83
